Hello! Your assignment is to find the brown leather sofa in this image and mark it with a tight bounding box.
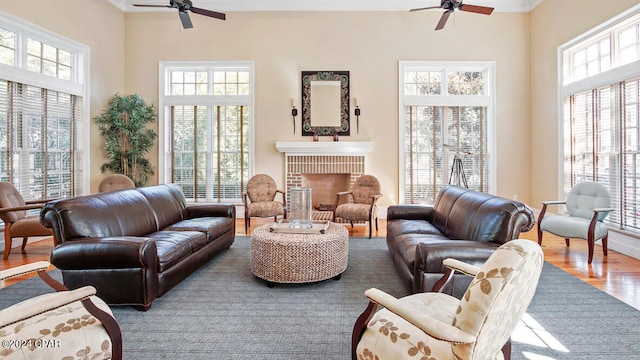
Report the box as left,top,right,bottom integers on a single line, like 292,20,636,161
41,184,235,310
386,185,535,298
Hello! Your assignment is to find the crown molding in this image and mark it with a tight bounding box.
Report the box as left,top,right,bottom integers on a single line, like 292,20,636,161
121,0,540,13
107,0,126,11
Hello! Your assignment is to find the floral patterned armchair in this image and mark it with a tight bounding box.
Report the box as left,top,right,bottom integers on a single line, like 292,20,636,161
352,239,543,360
0,261,122,359
243,174,286,234
333,175,382,238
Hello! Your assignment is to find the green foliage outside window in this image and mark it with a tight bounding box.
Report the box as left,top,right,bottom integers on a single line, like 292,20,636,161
95,93,157,187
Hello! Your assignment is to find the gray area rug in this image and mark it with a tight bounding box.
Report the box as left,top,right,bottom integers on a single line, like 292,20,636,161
1,237,639,359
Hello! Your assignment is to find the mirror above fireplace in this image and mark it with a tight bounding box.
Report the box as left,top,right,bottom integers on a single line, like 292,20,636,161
301,71,350,137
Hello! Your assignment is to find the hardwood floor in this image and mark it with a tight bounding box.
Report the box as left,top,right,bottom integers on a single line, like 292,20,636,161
2,218,639,310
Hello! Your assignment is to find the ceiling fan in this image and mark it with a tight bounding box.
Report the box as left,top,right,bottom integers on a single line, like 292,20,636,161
133,0,226,29
410,0,494,31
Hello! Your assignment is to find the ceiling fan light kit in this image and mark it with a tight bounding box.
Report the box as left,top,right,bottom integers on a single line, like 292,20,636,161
410,0,494,31
133,0,226,29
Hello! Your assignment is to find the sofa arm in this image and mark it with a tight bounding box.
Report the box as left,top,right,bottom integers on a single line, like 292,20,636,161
50,237,158,270
184,203,236,219
387,205,434,221
415,242,499,274
413,241,499,294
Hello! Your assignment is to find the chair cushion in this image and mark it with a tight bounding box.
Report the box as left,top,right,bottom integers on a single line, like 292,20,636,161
335,203,377,222
351,175,381,204
566,182,611,221
540,214,609,240
357,292,461,360
247,201,284,218
246,174,278,203
7,215,53,238
0,294,114,359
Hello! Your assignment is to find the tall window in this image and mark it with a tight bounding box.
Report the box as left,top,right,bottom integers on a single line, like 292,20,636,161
561,6,640,233
160,62,253,203
399,61,495,204
0,13,87,200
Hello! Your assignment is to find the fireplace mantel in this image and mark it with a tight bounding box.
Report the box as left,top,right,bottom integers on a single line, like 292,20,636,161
275,141,374,155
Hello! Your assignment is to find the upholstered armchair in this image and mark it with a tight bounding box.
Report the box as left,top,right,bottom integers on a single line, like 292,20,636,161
0,261,122,359
98,174,135,192
0,182,54,260
352,239,544,360
333,175,382,238
243,174,286,234
538,181,614,264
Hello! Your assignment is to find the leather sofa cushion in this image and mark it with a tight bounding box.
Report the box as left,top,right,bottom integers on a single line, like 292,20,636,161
387,219,443,244
432,187,522,244
47,191,158,242
136,184,186,229
150,231,207,272
165,217,234,243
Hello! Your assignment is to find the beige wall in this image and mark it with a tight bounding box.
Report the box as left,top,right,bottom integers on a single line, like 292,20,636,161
0,0,126,193
125,10,531,207
529,0,639,206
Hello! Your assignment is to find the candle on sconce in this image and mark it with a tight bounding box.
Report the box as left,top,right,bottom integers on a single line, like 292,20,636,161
354,97,358,107
291,98,295,107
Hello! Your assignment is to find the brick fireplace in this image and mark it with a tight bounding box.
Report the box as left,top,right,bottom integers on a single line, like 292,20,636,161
276,141,374,220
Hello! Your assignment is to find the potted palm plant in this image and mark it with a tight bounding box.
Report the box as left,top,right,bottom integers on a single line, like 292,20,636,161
95,93,157,187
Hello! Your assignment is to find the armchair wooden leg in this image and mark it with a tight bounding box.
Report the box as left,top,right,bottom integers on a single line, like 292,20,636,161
502,337,512,360
587,235,595,264
21,236,29,251
565,238,570,247
602,235,608,256
245,217,250,234
351,301,377,360
3,228,12,260
537,227,543,246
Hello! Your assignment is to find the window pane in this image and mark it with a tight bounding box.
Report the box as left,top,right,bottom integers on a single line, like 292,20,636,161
447,71,484,95
27,38,40,56
42,44,56,62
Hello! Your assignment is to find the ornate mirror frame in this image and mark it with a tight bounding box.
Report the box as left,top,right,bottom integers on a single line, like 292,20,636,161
301,71,350,136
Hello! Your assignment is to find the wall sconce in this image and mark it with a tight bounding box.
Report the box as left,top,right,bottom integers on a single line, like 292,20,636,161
354,98,361,134
291,99,298,134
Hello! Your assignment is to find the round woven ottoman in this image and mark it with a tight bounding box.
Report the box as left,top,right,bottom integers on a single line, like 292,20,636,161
250,222,349,286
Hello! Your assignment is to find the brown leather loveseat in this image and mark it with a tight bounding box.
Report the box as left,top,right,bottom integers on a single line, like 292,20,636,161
386,185,535,298
41,184,235,310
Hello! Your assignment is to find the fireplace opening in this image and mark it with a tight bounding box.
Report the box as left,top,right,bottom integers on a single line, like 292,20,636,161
302,173,351,220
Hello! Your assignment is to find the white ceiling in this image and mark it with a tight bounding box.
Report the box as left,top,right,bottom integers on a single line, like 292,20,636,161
109,0,543,13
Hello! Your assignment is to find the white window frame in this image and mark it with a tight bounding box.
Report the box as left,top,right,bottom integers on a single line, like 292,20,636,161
0,10,90,195
558,4,640,238
398,60,497,204
158,61,255,203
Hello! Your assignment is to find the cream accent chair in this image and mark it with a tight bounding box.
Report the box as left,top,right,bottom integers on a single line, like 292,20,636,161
333,175,383,238
243,174,286,234
352,239,543,360
98,174,136,193
0,182,54,260
0,261,122,360
537,181,614,264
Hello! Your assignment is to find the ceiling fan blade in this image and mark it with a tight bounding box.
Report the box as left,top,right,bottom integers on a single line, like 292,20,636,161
178,11,193,29
459,4,494,15
190,7,226,21
409,6,443,12
435,10,452,30
133,4,172,8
